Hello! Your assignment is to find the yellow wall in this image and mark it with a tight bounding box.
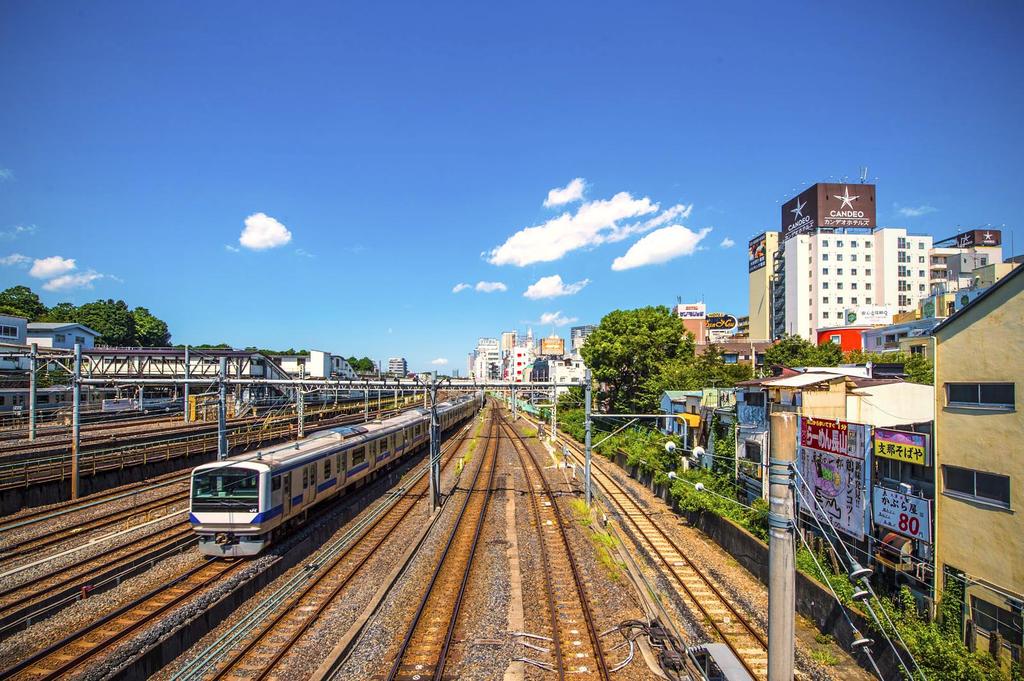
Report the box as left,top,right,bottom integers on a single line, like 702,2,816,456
748,231,778,340
934,273,1024,639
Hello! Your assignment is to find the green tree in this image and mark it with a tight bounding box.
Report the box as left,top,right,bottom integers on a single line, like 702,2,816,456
132,306,171,346
0,285,48,320
346,356,376,373
75,299,135,346
764,334,842,368
581,306,690,412
39,302,78,322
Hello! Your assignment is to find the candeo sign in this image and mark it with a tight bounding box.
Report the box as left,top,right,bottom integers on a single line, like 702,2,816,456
781,183,877,240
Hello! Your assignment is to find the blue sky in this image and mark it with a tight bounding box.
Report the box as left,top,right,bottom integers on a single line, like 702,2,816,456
1,2,1022,372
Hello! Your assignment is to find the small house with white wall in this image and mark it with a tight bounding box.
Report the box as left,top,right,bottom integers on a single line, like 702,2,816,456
27,322,99,350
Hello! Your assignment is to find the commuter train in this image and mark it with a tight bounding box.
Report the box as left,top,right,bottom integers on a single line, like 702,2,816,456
189,394,480,557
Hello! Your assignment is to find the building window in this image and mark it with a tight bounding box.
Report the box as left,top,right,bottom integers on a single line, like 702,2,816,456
866,297,872,304
943,465,1011,508
837,254,844,261
822,267,829,275
946,383,1015,410
910,345,923,356
851,241,858,248
866,268,872,275
919,270,925,277
823,311,829,319
837,283,843,289
822,240,829,247
971,597,1023,647
918,256,925,264
837,240,844,247
823,282,829,289
75,336,86,345
851,283,858,290
838,268,844,275
837,297,844,304
744,391,765,407
865,255,872,262
851,254,858,261
55,333,66,343
919,284,926,291
830,335,841,345
851,268,857,275
723,353,738,364
865,283,872,290
918,241,926,249
851,297,858,304
0,325,17,339
875,337,882,347
822,254,829,261
823,297,829,304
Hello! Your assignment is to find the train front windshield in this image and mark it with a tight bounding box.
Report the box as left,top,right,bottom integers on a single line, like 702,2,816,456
191,467,260,512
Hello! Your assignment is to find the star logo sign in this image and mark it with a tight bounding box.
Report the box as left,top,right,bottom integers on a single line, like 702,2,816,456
791,197,806,220
983,231,993,241
834,186,859,210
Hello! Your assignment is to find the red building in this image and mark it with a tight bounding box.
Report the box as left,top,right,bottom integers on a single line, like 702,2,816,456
815,326,869,353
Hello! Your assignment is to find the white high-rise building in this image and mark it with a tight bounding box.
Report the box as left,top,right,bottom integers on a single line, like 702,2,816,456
774,228,933,340
472,338,501,380
387,357,408,377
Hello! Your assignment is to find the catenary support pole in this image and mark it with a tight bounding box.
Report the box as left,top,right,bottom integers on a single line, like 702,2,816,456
217,357,228,460
297,386,305,438
70,343,82,499
584,368,592,506
183,345,191,423
364,382,369,420
28,343,37,441
428,380,441,511
768,411,797,681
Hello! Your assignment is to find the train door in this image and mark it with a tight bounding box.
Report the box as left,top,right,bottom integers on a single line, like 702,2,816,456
283,474,292,517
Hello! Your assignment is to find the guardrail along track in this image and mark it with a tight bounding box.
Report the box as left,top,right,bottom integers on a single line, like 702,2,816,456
559,435,769,680
0,558,244,681
501,417,610,681
0,524,194,639
385,414,500,681
170,418,479,681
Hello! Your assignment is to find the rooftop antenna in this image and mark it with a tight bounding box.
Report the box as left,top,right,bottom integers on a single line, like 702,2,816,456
859,166,869,183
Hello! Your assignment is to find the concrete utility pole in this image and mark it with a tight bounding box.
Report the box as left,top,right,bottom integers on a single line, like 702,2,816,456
584,368,593,506
183,345,191,423
768,411,797,681
217,357,228,460
426,378,444,511
28,343,37,441
70,343,82,499
511,386,517,420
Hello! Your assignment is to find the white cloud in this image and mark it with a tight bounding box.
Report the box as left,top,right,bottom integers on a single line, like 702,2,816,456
487,183,693,266
896,204,938,218
30,255,76,279
430,357,449,365
523,274,590,300
239,212,292,250
0,224,37,239
720,237,736,248
475,281,507,293
543,178,586,208
611,225,712,271
224,244,240,253
0,169,12,182
0,253,31,267
42,271,105,292
452,282,471,293
537,311,578,327
294,248,314,258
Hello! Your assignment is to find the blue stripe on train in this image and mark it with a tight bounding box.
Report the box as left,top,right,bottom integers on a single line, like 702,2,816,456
292,494,304,505
317,478,337,493
348,462,369,475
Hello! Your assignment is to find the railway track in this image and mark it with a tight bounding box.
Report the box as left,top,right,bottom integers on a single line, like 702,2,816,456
169,417,481,681
0,558,245,681
0,488,190,562
557,432,770,680
385,414,500,681
0,524,194,638
501,417,610,681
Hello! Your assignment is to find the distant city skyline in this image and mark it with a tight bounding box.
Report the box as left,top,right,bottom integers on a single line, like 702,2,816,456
1,2,1022,371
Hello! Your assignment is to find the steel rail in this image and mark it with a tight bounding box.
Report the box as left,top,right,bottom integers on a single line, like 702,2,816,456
385,413,499,681
0,558,245,681
557,432,769,680
500,417,611,681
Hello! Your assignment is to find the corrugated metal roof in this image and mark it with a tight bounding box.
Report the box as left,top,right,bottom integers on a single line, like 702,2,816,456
759,372,845,388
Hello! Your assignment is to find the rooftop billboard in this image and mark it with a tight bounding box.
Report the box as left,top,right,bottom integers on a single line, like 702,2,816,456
781,183,876,240
748,234,767,272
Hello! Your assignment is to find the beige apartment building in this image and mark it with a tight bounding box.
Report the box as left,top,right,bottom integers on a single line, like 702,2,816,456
934,265,1023,666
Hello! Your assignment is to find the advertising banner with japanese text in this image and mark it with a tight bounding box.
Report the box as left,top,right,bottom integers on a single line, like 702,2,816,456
873,428,929,466
798,417,869,539
872,486,932,543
